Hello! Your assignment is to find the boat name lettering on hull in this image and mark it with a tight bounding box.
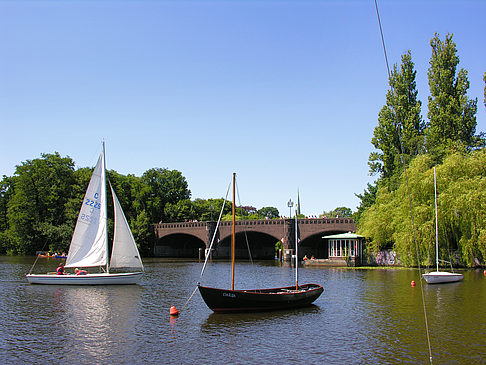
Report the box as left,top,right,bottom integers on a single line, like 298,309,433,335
222,292,236,298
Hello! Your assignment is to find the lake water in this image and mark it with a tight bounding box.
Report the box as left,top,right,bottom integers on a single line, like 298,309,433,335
1,256,485,364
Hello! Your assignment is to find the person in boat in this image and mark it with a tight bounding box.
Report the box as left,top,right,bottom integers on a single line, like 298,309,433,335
75,268,87,275
303,255,308,261
56,262,65,275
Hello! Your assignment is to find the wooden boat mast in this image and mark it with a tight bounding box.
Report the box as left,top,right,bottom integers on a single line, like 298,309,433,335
231,172,236,290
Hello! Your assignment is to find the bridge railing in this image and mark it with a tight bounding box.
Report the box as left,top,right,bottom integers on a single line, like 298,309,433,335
155,218,355,229
155,222,207,229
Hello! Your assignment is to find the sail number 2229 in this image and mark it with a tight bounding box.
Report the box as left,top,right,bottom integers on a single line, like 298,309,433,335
84,198,101,210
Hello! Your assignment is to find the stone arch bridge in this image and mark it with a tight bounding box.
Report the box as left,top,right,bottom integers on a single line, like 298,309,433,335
154,217,356,259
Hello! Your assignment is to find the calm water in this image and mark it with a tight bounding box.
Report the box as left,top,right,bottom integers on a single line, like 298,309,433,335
1,256,485,364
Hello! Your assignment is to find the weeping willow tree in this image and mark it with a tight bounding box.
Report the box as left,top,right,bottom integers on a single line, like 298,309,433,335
359,150,486,267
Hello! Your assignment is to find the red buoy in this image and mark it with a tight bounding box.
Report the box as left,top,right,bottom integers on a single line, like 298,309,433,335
483,270,486,276
170,305,179,316
411,280,416,287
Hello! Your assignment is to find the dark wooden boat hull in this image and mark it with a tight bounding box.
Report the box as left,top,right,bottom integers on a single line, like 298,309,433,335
198,283,323,313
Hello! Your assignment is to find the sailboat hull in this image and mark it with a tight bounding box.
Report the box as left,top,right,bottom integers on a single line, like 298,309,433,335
422,271,463,284
198,283,323,313
26,272,143,285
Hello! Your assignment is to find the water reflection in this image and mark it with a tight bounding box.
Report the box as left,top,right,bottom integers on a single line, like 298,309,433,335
201,304,321,327
4,268,142,364
2,257,486,364
55,286,142,362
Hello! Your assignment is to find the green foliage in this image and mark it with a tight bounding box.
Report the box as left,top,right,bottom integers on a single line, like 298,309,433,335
426,33,483,155
358,151,486,267
322,206,353,218
139,168,191,224
257,206,279,219
192,198,232,221
369,51,425,181
130,210,153,256
1,150,283,256
483,71,486,109
360,33,485,267
0,176,14,234
354,183,378,223
6,153,76,254
164,199,196,222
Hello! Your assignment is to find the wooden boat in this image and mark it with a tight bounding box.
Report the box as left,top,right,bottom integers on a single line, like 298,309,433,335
26,142,144,285
198,283,323,313
422,167,463,284
198,173,323,312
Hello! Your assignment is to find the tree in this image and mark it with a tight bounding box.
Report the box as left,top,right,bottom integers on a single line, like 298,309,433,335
483,71,486,110
164,199,196,222
323,207,353,218
192,198,232,221
369,51,425,183
138,168,191,223
355,183,378,222
0,176,13,233
6,153,76,254
257,207,279,219
358,150,486,267
130,210,154,256
426,33,482,155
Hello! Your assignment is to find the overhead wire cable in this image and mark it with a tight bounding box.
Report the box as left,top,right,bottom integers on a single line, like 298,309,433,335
374,1,433,363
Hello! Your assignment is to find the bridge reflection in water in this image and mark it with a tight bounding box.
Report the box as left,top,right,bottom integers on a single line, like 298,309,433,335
154,218,356,260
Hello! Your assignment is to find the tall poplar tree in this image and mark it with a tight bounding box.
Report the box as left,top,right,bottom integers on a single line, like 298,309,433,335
483,71,486,109
369,51,424,183
426,33,481,154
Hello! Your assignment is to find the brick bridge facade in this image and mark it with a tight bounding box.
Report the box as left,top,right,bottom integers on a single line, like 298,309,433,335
153,217,356,259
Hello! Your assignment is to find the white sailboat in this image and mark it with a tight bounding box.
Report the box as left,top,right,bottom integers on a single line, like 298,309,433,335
26,142,144,285
422,167,463,284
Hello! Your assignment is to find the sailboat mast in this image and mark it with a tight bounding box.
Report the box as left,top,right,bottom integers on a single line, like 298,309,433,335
295,210,298,290
103,141,109,274
434,167,439,273
231,173,236,291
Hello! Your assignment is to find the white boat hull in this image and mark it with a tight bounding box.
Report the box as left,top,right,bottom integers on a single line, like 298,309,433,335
422,271,463,284
26,272,143,285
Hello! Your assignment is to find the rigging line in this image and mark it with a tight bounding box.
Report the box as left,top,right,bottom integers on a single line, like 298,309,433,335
28,252,44,275
199,180,232,279
28,234,53,274
374,1,433,363
235,179,253,265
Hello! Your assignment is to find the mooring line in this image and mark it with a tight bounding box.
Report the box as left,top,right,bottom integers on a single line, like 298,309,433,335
179,285,199,314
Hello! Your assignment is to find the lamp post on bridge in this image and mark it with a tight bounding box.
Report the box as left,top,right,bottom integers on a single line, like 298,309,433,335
287,199,293,219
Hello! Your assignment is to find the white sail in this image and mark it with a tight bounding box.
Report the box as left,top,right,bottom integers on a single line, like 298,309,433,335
109,185,144,271
65,153,108,268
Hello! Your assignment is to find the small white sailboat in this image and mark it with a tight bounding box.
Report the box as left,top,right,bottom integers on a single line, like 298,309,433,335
422,167,463,284
26,142,144,285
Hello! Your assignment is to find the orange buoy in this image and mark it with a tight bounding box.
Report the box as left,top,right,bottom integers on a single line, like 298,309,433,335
411,280,416,287
170,305,179,316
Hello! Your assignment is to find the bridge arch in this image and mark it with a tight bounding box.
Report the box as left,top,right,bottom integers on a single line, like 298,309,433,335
299,230,346,259
215,231,278,259
154,233,205,258
153,218,356,259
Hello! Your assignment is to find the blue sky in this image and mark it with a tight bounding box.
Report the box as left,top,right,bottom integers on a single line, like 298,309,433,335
1,0,485,217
